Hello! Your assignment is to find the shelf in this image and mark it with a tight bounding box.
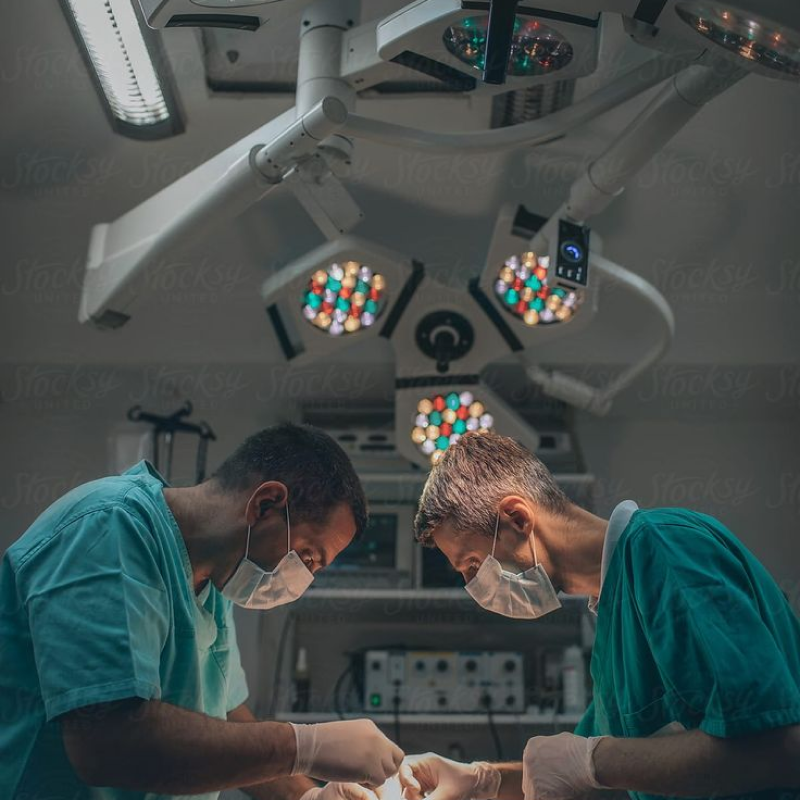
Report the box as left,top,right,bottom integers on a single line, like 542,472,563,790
303,588,466,600
297,588,592,624
302,588,590,604
274,712,583,726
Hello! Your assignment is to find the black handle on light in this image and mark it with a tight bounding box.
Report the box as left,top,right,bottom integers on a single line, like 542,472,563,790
483,0,519,85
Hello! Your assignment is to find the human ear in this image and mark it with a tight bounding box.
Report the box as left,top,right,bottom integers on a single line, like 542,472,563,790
498,495,534,539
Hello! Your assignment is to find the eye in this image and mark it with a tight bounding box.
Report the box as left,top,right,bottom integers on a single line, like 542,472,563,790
299,551,315,569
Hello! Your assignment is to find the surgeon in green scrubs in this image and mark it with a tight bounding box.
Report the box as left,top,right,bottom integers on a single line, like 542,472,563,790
399,431,800,800
0,423,403,800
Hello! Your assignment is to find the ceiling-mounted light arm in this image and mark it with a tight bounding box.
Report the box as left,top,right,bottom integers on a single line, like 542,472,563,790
340,54,684,153
483,0,519,85
530,57,746,252
523,253,675,415
79,97,348,329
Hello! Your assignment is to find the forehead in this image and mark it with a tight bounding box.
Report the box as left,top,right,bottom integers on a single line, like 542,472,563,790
302,503,355,547
431,521,489,564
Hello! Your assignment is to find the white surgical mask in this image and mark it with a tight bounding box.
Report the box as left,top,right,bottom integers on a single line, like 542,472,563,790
221,501,314,610
465,513,562,619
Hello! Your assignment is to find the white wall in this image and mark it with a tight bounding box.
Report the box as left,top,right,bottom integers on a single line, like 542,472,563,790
2,359,798,624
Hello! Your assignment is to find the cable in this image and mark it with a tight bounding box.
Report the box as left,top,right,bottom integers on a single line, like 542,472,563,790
392,694,402,749
333,658,355,719
482,694,504,761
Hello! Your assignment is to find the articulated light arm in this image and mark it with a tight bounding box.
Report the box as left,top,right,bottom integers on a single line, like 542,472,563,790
79,97,348,329
523,253,675,415
530,58,746,253
340,54,683,154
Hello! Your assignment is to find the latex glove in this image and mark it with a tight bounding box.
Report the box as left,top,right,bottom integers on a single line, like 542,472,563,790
300,782,380,800
399,753,501,800
376,773,404,800
522,733,607,800
291,719,404,787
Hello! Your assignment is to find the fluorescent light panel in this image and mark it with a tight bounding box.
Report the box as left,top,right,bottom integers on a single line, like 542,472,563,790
64,0,181,134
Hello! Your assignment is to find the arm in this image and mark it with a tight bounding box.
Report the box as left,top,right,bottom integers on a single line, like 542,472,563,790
521,721,800,799
61,697,296,794
62,699,403,794
228,704,387,800
594,725,800,796
227,703,315,800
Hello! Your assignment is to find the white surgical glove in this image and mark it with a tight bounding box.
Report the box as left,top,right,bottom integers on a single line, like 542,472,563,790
399,753,501,800
522,733,607,800
291,719,404,787
300,782,380,800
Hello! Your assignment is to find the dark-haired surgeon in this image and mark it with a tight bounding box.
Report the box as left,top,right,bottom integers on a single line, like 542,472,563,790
0,423,403,800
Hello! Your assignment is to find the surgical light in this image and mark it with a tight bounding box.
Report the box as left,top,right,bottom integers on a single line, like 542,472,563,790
301,261,387,336
675,4,800,76
412,392,494,465
62,0,183,139
494,252,581,326
442,15,573,78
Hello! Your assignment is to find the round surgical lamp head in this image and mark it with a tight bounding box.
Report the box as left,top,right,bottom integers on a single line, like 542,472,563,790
442,15,574,78
262,235,420,365
376,1,600,96
675,4,800,77
494,251,583,327
301,261,387,337
411,391,494,465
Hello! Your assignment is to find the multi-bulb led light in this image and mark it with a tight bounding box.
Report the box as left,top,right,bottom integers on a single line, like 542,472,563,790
442,15,573,78
411,391,494,464
675,3,800,76
494,251,580,326
301,261,387,336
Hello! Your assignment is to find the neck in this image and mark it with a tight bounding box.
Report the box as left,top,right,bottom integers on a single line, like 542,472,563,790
163,482,245,593
539,504,608,597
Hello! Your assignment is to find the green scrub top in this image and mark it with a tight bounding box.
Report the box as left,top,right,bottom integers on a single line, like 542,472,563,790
0,461,249,800
575,507,800,800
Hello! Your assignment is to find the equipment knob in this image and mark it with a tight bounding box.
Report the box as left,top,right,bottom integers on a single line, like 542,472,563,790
504,659,516,672
437,659,449,672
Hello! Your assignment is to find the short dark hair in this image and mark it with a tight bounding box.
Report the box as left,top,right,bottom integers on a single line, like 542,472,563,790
414,431,568,546
213,423,367,536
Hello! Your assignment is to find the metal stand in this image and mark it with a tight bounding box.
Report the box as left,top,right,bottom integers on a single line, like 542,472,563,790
127,401,217,483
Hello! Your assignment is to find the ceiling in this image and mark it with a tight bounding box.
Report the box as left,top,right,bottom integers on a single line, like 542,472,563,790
1,0,799,378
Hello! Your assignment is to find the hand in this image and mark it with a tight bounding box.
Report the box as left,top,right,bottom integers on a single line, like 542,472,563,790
522,733,606,800
300,782,380,800
399,753,501,800
291,719,404,787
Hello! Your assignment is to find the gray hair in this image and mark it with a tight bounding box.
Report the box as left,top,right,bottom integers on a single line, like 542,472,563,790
414,431,569,545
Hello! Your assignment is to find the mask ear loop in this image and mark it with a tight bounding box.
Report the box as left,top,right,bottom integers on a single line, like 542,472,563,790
244,524,253,560
285,500,291,555
531,525,540,567
491,512,500,558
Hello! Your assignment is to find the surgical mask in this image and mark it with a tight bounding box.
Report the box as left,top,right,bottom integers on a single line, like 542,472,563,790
465,513,562,619
221,502,314,610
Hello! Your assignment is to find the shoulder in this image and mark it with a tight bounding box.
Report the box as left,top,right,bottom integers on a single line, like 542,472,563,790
620,507,749,589
625,507,733,549
10,475,162,574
